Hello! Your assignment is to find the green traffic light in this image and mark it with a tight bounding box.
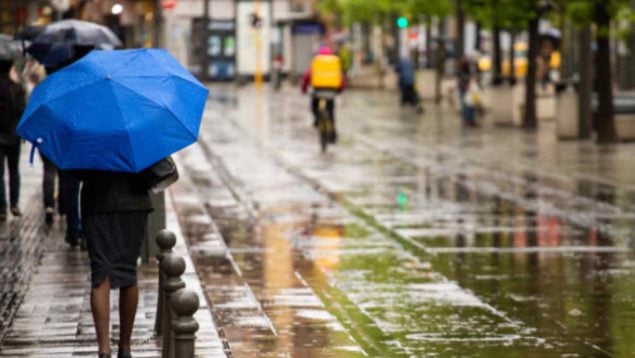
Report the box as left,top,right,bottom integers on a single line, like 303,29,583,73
397,17,409,29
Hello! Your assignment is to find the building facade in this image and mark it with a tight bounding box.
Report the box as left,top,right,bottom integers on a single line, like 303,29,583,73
163,0,320,81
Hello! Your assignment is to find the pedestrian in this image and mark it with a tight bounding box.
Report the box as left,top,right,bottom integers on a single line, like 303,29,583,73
42,45,94,244
20,58,58,222
75,170,153,358
0,59,25,220
17,48,198,358
462,77,483,127
458,54,483,126
18,58,56,222
21,58,46,99
396,57,423,113
458,55,476,100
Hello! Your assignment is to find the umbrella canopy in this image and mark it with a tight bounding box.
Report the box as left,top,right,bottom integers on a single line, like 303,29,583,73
14,25,45,41
32,20,121,48
17,48,209,172
26,42,76,67
26,20,121,69
0,34,20,61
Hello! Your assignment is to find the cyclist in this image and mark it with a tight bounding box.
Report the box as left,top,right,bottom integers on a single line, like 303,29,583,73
301,45,345,143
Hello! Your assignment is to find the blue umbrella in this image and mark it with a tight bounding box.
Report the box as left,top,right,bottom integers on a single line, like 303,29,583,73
17,48,209,172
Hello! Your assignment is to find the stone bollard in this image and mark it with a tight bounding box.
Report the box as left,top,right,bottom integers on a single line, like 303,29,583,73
160,254,186,358
170,289,200,358
154,230,177,335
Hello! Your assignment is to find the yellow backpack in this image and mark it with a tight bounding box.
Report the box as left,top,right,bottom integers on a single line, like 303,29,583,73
311,55,343,89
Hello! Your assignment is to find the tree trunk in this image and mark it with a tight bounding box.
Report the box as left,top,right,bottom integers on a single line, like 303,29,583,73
362,22,371,63
435,18,446,105
619,0,635,89
475,22,481,52
594,2,618,143
492,25,503,85
563,19,577,80
523,14,539,129
455,0,465,74
578,24,593,139
425,17,432,69
508,31,516,85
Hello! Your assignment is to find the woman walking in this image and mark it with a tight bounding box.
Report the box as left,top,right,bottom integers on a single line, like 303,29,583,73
0,59,25,219
78,171,153,358
16,48,208,357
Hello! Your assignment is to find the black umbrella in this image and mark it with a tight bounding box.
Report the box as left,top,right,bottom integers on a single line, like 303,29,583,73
32,20,121,48
14,25,45,41
13,25,45,57
26,43,98,71
26,42,75,68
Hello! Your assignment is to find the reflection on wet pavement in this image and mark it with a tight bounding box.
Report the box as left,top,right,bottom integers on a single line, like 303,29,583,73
175,85,635,357
0,153,46,343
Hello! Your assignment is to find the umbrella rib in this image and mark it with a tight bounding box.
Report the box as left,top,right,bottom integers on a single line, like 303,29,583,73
109,50,147,77
107,80,139,171
20,78,105,124
146,50,202,84
110,78,201,141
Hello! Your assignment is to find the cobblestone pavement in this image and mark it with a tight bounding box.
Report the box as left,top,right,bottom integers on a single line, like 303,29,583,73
169,84,635,357
0,154,225,357
0,149,46,343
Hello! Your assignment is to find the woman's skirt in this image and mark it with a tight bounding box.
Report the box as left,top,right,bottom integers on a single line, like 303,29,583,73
83,211,148,289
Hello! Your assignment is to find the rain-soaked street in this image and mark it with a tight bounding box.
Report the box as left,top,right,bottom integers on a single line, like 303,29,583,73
168,85,635,357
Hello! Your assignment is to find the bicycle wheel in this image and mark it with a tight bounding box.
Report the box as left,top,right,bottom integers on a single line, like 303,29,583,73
318,110,329,152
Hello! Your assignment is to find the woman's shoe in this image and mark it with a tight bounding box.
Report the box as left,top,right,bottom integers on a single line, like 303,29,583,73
65,233,79,247
45,207,54,223
80,236,88,251
10,207,21,217
117,348,132,358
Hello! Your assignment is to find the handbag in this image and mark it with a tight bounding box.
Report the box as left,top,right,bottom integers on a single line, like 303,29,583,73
140,156,179,193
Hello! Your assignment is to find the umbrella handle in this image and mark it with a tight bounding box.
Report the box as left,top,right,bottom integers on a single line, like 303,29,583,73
29,143,36,167
28,138,42,167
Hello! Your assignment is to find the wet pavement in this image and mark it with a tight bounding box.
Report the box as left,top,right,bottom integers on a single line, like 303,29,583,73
0,150,47,343
169,84,635,357
4,83,635,357
0,152,225,357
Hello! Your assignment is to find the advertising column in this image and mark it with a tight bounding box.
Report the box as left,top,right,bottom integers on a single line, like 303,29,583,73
236,0,271,80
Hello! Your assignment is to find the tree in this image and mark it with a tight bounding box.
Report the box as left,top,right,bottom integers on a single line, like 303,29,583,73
523,0,541,130
593,0,620,142
406,0,453,103
463,0,531,85
463,0,503,84
567,0,630,143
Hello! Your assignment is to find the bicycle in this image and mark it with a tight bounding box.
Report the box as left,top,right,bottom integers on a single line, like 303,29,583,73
314,89,337,153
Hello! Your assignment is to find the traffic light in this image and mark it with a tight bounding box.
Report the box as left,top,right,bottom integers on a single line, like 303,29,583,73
396,16,409,29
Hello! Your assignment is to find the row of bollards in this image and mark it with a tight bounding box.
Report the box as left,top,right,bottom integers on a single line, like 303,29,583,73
154,229,200,358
